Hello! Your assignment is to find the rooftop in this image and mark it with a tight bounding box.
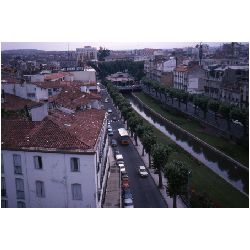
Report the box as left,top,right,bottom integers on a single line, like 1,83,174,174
1,109,106,153
2,93,42,111
50,87,101,110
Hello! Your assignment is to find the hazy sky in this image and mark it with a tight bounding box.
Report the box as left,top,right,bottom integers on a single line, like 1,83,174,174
1,42,223,51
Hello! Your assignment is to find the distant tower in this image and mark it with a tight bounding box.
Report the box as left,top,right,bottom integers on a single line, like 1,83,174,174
196,42,203,66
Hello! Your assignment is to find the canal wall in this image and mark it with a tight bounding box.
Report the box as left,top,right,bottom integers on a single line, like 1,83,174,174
132,93,249,172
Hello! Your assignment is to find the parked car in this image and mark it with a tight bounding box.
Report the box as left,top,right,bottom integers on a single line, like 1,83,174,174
116,159,124,165
114,149,120,156
138,166,148,177
121,174,129,181
111,139,117,147
112,116,117,121
105,98,109,103
232,119,243,126
108,109,112,113
122,188,132,198
118,163,125,168
108,130,113,136
120,168,127,176
123,191,133,200
123,198,134,208
122,179,130,188
116,154,124,161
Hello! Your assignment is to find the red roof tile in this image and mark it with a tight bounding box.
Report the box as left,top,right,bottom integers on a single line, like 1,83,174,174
1,109,106,152
2,93,42,111
44,72,70,81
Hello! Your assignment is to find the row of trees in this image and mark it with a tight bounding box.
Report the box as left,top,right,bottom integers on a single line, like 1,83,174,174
88,60,145,81
107,83,191,207
142,77,249,137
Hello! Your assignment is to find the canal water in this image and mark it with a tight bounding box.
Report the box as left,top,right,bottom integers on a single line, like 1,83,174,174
129,95,249,195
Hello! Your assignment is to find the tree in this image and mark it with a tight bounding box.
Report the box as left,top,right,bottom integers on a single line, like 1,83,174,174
208,99,220,121
164,160,190,208
97,47,110,61
142,132,156,167
135,124,145,147
152,143,171,188
219,103,231,131
197,96,209,119
181,91,189,110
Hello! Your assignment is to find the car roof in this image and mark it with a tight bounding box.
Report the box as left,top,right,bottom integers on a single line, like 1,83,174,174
139,166,146,170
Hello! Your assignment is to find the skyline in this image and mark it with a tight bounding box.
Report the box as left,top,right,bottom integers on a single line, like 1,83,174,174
1,42,226,51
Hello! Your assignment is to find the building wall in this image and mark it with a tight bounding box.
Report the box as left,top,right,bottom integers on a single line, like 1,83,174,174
1,150,98,208
69,70,96,82
30,103,48,121
30,74,45,83
33,85,48,101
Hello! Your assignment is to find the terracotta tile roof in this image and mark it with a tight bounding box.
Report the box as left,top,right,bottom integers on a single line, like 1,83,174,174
175,65,188,72
51,88,101,110
32,81,97,89
44,72,70,81
1,78,21,84
1,109,106,152
2,93,42,111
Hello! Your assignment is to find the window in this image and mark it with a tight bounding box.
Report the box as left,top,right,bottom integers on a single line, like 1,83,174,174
16,178,25,199
71,184,82,200
1,177,6,197
1,200,8,208
1,153,4,174
13,154,22,174
34,156,43,169
48,89,52,96
70,158,80,172
17,201,26,208
36,181,45,198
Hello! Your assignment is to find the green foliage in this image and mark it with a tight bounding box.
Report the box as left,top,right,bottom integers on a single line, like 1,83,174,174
219,103,231,119
164,160,190,198
152,143,171,170
142,132,157,154
95,60,145,80
97,47,110,61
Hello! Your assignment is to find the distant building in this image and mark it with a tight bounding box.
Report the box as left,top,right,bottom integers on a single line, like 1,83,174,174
106,72,135,87
76,46,97,64
173,64,206,94
203,65,249,107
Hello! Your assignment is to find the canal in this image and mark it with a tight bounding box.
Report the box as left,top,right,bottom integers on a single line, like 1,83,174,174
128,95,249,196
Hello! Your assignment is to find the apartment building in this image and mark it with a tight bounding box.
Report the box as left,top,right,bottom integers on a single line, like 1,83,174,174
173,64,206,93
1,107,109,208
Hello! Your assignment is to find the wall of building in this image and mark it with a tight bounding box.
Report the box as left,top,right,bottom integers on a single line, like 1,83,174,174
69,70,96,82
31,74,45,83
1,150,98,208
30,103,48,121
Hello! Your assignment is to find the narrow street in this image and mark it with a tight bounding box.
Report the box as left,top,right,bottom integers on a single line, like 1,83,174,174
100,85,167,208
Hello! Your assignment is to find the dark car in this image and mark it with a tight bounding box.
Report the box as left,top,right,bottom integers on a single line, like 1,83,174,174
112,116,117,121
122,188,132,197
111,139,117,147
123,192,133,200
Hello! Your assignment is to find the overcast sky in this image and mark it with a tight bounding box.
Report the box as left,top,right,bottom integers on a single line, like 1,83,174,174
1,42,223,51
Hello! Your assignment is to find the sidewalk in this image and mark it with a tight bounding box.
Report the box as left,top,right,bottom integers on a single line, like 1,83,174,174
130,134,187,208
103,147,121,208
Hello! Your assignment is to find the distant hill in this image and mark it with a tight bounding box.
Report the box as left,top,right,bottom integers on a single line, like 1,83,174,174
1,49,45,54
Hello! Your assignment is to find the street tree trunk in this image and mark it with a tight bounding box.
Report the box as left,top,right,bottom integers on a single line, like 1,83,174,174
148,153,151,168
134,134,138,146
173,195,177,208
158,168,163,188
